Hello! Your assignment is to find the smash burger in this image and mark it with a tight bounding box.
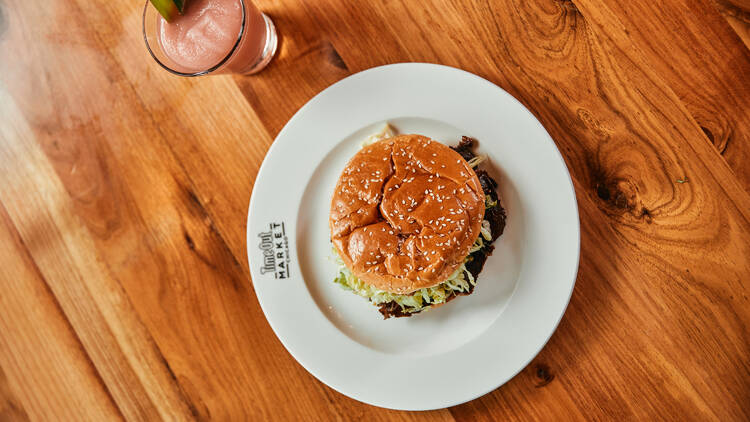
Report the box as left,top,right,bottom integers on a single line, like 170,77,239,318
330,134,506,318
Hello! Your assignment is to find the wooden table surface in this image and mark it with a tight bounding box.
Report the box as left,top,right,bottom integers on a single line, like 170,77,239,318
2,0,750,420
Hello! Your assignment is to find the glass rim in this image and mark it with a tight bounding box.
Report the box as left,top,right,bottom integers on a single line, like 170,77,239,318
142,0,247,77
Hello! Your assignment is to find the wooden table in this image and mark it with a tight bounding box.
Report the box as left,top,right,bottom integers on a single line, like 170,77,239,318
1,0,749,420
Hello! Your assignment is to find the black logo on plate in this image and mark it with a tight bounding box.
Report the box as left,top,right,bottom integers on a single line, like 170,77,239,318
258,222,291,279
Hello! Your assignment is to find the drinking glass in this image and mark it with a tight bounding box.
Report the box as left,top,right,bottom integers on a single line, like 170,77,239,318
142,0,278,76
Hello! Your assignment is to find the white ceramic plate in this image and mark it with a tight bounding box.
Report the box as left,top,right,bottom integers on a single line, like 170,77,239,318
247,63,579,410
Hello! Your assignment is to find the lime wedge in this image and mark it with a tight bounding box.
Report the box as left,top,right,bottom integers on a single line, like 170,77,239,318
149,0,185,22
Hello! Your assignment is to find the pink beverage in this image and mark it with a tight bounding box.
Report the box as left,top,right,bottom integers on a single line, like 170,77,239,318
144,0,277,75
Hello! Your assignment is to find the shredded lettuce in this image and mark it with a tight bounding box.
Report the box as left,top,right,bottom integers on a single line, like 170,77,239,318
332,222,489,314
361,123,396,147
485,194,497,209
481,220,492,241
466,154,487,168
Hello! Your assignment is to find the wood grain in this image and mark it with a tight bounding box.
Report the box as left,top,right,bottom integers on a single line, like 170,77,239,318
0,355,30,422
0,204,122,421
573,0,750,192
1,0,749,420
714,0,750,48
0,82,197,420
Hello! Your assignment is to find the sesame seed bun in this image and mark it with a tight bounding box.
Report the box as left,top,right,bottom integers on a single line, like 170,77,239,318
329,134,485,294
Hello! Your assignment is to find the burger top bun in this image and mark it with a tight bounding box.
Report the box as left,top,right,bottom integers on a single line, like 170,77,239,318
329,134,485,294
